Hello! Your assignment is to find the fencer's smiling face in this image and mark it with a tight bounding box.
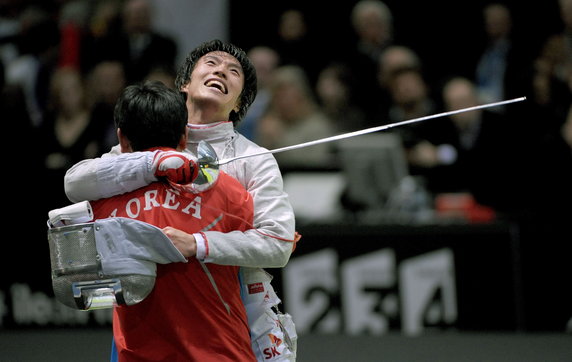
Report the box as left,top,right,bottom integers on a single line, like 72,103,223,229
182,51,244,119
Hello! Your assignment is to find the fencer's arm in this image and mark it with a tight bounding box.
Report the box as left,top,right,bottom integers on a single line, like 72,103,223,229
162,226,197,258
202,155,297,268
162,228,295,268
202,229,296,268
64,145,157,202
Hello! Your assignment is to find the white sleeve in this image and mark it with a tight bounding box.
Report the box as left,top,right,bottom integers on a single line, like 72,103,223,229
194,233,208,261
202,154,296,268
64,145,158,202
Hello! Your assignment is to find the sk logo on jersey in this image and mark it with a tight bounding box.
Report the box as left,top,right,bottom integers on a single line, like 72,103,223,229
263,333,283,360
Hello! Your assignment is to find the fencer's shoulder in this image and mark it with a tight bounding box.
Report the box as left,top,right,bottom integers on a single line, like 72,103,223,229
233,132,280,173
233,131,265,153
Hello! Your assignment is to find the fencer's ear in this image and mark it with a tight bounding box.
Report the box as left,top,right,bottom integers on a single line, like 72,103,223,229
233,99,241,113
177,131,188,151
117,128,132,153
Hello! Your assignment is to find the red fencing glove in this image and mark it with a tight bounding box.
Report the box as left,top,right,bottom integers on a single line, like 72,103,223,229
153,151,199,185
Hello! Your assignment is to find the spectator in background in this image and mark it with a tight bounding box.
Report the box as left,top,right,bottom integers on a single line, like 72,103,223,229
85,60,127,152
346,0,394,122
436,77,514,212
385,66,436,125
144,65,176,89
529,101,572,216
56,0,91,70
525,0,572,217
531,0,572,130
4,5,60,127
237,45,280,141
374,44,422,125
39,66,110,210
384,67,439,173
79,0,122,72
0,0,22,69
475,3,511,107
378,45,422,92
88,0,122,39
274,8,321,85
518,80,572,333
85,0,177,84
1,29,37,154
380,67,511,205
258,65,337,170
474,3,532,115
315,62,366,133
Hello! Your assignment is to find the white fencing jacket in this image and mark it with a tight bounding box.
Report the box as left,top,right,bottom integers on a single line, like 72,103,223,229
64,121,296,268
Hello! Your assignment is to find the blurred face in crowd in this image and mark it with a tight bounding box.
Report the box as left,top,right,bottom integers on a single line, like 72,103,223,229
278,9,307,41
378,46,420,89
443,77,481,131
560,0,572,29
180,51,244,123
272,82,303,122
268,66,314,123
352,1,393,46
483,4,511,40
89,61,126,106
248,46,279,89
123,0,152,34
389,69,427,108
316,67,349,107
51,68,86,116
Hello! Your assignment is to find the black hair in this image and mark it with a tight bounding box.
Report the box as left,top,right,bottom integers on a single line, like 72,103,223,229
114,80,188,151
175,39,257,126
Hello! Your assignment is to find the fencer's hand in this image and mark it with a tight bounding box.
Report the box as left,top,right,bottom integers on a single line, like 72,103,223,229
408,141,440,168
153,151,198,184
162,226,196,258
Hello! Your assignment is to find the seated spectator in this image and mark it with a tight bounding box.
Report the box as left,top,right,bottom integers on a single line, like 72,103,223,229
237,45,280,141
84,0,177,84
383,67,440,177
423,76,515,213
39,66,111,210
144,65,176,89
257,65,338,170
274,8,322,85
315,62,366,133
345,0,394,122
85,60,127,151
474,3,533,114
374,44,423,125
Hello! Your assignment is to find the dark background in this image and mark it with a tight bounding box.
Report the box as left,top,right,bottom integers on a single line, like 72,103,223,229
228,1,561,89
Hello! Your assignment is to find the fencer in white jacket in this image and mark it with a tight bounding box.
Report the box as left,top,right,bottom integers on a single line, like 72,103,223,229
64,40,298,361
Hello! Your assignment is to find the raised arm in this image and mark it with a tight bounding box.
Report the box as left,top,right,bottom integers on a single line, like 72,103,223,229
65,145,197,202
64,145,156,202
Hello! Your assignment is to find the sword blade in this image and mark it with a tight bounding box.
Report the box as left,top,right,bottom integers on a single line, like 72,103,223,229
217,96,526,166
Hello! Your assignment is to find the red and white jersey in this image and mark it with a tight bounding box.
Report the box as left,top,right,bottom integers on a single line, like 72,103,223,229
92,171,256,362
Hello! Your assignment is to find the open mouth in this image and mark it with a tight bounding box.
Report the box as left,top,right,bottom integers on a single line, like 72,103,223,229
204,79,227,94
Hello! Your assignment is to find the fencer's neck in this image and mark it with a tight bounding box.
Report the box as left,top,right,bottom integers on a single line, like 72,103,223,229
187,102,229,125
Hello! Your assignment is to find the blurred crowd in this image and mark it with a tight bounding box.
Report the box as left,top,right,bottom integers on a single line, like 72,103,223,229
236,0,572,226
2,0,572,226
1,0,178,218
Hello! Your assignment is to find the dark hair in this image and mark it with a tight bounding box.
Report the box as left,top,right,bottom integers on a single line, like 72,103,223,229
114,80,188,151
175,39,257,126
